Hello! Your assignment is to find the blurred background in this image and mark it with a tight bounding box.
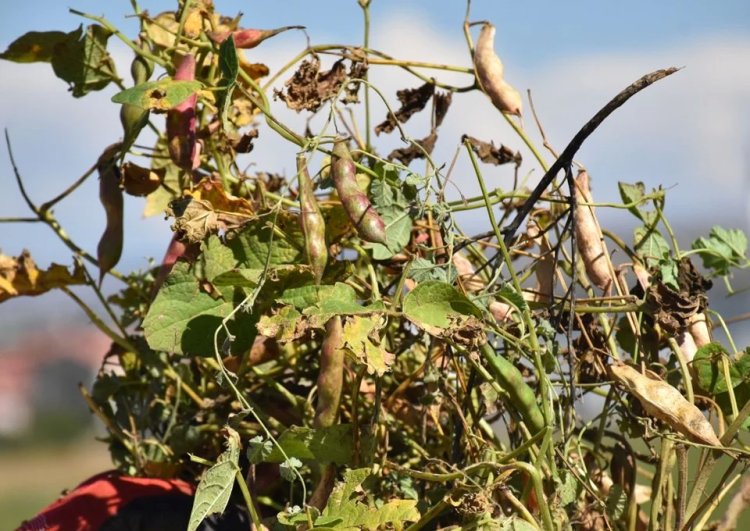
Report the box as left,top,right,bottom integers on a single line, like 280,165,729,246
1,0,748,527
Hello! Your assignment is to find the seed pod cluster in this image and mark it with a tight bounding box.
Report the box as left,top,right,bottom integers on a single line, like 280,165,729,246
473,23,522,116
297,154,328,284
167,53,200,171
331,139,387,245
609,363,721,447
314,316,345,429
96,143,125,285
574,170,613,292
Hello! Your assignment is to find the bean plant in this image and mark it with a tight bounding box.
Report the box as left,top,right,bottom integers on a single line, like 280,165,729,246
2,1,750,529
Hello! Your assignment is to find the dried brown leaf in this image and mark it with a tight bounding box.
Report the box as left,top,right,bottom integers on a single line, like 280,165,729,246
645,257,711,335
433,91,452,128
375,82,435,135
462,134,521,167
274,57,347,113
120,161,164,197
387,131,437,166
342,59,368,105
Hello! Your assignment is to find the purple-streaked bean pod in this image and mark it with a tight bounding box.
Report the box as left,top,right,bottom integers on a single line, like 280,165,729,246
297,154,328,284
314,316,345,429
166,53,199,171
209,25,304,49
331,139,387,245
96,143,124,285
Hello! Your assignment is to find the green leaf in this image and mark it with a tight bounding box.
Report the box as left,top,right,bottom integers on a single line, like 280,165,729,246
0,30,69,63
144,137,180,217
618,181,646,220
198,235,239,282
218,35,239,84
694,342,750,394
496,285,528,314
279,282,358,310
218,35,239,130
142,262,256,356
49,25,117,97
279,457,303,482
187,428,240,531
633,226,670,268
246,436,273,464
408,257,444,283
605,484,627,521
402,281,483,337
370,206,413,260
112,78,203,110
317,468,420,529
692,226,748,276
264,425,355,465
227,214,304,269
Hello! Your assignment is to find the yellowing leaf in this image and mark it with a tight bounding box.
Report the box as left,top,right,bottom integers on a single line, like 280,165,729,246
342,315,393,376
0,251,86,303
111,79,203,111
0,30,68,63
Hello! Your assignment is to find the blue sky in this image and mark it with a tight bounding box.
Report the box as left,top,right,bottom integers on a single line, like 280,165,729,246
1,0,749,334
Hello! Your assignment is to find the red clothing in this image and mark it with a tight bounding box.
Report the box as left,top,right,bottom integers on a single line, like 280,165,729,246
17,470,194,531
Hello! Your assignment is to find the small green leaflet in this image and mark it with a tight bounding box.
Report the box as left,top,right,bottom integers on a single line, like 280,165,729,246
692,226,749,276
187,428,240,531
693,342,750,394
369,206,412,260
112,78,203,110
217,35,239,130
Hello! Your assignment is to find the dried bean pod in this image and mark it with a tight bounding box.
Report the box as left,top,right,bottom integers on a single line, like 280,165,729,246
297,155,328,284
609,363,721,446
574,170,613,292
689,312,711,347
314,316,345,429
166,53,200,171
473,23,522,116
96,144,124,284
331,139,387,245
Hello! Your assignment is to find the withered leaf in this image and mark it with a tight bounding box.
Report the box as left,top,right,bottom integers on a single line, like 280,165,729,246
388,131,437,166
644,257,711,334
0,251,86,303
120,161,165,196
232,128,259,154
609,363,721,447
167,179,256,242
274,57,347,113
375,82,435,135
433,91,452,128
462,134,521,167
342,59,368,105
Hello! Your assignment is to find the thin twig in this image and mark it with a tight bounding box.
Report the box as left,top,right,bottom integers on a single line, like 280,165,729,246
502,67,681,247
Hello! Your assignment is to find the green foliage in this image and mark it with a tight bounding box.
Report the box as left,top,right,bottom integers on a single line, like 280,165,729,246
4,2,750,530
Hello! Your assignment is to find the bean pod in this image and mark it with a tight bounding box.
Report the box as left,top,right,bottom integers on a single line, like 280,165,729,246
209,25,304,49
480,342,545,434
473,23,522,116
96,143,125,284
331,139,387,245
314,316,345,429
166,53,199,171
297,155,328,284
574,170,613,292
